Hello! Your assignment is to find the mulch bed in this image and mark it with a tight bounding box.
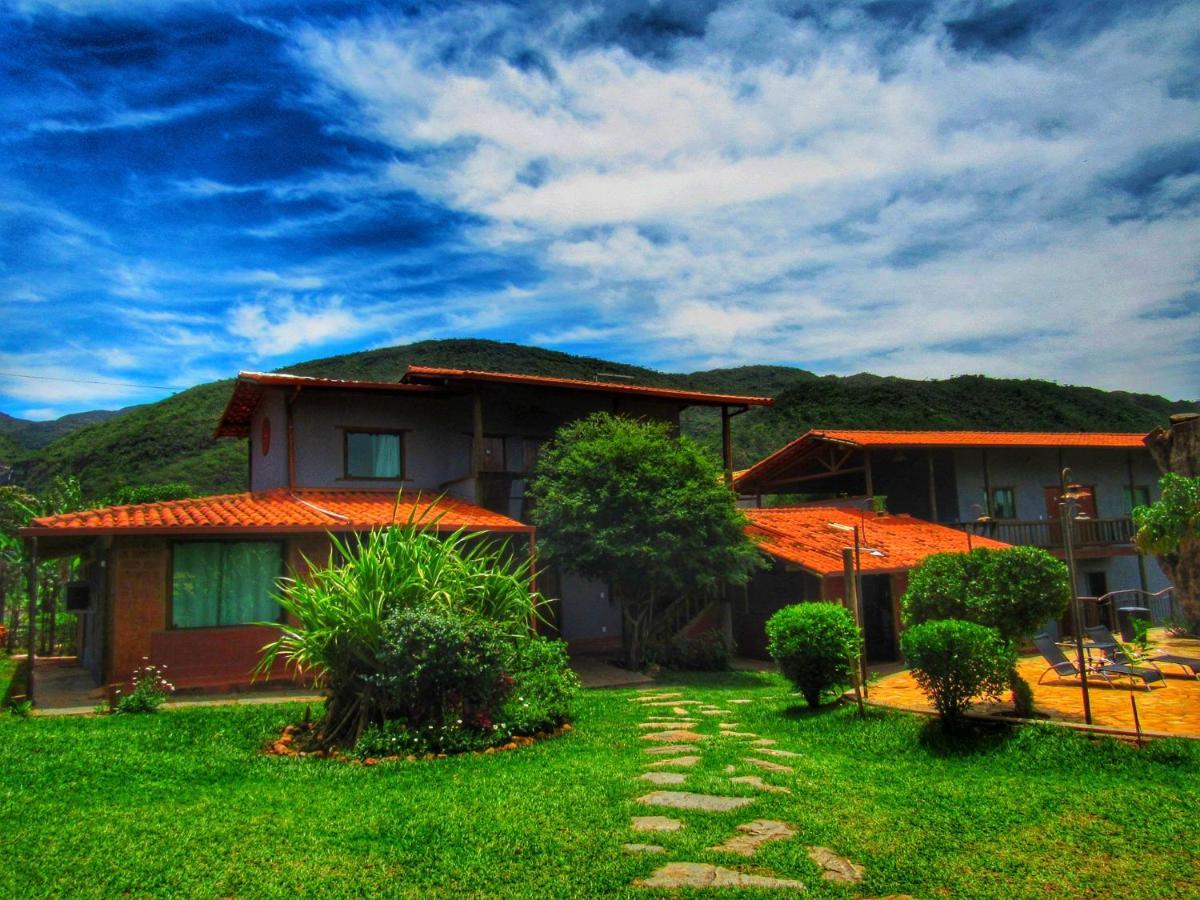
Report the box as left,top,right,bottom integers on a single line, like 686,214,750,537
264,721,573,764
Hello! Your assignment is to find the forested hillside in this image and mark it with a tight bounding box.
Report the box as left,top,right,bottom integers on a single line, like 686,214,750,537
5,339,1196,499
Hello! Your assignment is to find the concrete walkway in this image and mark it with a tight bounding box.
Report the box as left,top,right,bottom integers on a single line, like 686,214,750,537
27,651,651,715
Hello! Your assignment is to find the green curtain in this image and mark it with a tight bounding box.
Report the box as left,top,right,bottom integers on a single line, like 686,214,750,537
172,543,224,628
347,432,401,478
172,542,282,628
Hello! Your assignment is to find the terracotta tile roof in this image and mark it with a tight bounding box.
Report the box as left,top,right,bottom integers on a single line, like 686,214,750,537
215,372,450,438
734,428,1150,493
745,505,1009,577
401,365,774,408
801,429,1149,449
21,490,532,537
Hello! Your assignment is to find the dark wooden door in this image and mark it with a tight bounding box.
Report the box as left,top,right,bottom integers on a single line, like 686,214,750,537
861,576,897,662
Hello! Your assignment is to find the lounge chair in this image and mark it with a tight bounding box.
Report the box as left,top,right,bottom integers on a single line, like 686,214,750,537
1085,624,1200,679
1032,633,1166,690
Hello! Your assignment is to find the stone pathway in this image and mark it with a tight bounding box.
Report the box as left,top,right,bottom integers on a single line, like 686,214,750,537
639,771,687,785
711,819,796,857
730,775,790,794
625,687,867,892
638,863,806,890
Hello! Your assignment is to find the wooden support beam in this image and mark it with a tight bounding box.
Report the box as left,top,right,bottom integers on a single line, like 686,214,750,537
927,451,939,522
721,405,733,487
25,537,37,701
767,466,866,487
982,448,993,517
1127,450,1148,591
285,387,299,490
863,450,874,499
472,390,485,507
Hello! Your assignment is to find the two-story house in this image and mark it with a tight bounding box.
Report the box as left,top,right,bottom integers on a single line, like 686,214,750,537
21,367,772,691
732,430,1172,647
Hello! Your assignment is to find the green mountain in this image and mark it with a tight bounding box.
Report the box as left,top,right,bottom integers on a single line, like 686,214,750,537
0,408,128,450
6,339,1197,499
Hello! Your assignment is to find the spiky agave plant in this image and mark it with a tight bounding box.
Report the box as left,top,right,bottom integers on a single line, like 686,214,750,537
258,509,545,746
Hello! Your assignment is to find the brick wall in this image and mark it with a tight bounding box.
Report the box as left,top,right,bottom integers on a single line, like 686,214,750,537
107,533,333,691
107,538,168,684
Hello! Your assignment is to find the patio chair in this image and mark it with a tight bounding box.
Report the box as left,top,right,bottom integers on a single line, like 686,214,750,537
1032,633,1166,691
1085,624,1200,679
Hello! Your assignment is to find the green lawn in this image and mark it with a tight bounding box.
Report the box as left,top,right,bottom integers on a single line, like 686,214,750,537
1,670,1197,898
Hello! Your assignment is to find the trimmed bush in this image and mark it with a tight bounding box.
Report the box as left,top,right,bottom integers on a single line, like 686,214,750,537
369,608,512,733
901,619,1015,728
499,636,580,735
902,546,1069,642
645,631,732,672
766,602,861,707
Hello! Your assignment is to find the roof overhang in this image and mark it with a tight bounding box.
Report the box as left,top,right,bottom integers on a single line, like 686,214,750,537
401,365,774,409
735,428,1151,495
214,372,451,438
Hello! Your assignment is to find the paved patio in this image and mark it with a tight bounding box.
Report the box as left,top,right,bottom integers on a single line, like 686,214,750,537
869,632,1200,738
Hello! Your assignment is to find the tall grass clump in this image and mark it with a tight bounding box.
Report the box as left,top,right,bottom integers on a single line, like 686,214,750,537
258,513,552,747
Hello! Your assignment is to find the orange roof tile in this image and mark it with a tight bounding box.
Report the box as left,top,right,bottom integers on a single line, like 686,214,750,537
745,505,1009,576
734,428,1150,493
402,365,774,408
21,489,532,537
801,429,1148,449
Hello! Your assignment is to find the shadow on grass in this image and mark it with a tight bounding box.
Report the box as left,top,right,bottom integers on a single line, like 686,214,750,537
916,716,1016,757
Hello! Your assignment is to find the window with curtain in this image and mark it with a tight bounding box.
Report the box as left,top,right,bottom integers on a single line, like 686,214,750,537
1125,485,1150,511
172,542,283,628
990,487,1017,519
344,430,403,479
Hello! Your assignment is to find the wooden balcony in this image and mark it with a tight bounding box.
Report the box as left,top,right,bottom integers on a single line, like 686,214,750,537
949,517,1136,549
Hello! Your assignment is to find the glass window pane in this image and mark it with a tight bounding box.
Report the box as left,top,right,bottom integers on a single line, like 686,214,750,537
173,542,282,628
346,432,402,478
219,543,282,625
992,488,1016,519
172,543,223,628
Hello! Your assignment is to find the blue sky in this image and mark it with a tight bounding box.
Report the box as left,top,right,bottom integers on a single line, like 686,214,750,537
2,0,1199,419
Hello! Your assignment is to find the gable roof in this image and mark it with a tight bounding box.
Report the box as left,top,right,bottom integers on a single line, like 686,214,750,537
400,365,775,408
745,505,1008,577
734,428,1150,494
215,372,450,438
20,489,531,537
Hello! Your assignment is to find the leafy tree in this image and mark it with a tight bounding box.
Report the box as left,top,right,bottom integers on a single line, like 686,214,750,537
528,413,763,669
102,483,198,506
902,546,1069,715
1133,473,1200,630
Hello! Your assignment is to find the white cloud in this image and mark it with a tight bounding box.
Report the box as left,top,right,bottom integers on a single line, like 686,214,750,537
290,2,1200,397
226,295,406,358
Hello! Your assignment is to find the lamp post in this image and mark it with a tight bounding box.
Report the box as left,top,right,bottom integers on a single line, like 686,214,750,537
1059,468,1093,726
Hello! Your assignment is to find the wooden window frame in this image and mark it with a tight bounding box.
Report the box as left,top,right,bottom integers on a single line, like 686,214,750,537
990,486,1018,520
167,539,287,630
339,427,408,482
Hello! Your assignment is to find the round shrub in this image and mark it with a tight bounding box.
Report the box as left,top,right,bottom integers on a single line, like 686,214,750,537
499,636,580,735
368,608,512,733
900,619,1016,728
766,602,861,707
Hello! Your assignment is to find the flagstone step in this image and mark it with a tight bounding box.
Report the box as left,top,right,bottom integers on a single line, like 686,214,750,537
623,843,666,854
808,846,865,883
636,791,755,812
644,743,700,755
637,862,805,890
631,815,683,832
711,819,796,857
647,755,700,769
642,729,708,743
639,771,687,785
730,775,790,794
744,757,794,774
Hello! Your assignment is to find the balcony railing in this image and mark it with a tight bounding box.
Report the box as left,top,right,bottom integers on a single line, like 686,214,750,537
949,517,1136,549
